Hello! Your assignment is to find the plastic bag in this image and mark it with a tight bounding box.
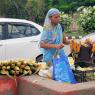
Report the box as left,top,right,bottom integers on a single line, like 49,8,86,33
38,67,52,79
52,56,77,83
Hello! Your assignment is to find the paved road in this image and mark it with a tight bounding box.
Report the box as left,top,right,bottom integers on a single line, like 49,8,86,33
63,45,70,56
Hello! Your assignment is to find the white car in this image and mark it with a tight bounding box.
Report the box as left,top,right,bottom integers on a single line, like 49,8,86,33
81,32,95,42
0,18,43,62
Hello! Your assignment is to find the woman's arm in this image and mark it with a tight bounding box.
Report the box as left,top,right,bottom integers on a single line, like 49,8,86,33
40,42,64,49
63,34,70,45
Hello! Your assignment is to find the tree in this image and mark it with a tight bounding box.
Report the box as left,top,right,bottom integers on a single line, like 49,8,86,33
0,0,95,24
0,0,27,18
25,0,45,23
58,0,95,13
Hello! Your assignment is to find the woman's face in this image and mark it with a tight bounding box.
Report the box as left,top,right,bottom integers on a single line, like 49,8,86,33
50,14,60,25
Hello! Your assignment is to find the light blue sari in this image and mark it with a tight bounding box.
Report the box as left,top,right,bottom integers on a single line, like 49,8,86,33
40,24,62,63
40,8,76,83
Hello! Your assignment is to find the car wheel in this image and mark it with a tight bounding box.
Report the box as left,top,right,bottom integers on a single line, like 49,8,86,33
36,54,43,62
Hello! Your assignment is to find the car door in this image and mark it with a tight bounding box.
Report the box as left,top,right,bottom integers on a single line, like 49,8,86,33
0,24,6,60
5,23,41,60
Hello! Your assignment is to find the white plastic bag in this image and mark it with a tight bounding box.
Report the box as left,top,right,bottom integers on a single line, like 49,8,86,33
38,66,52,79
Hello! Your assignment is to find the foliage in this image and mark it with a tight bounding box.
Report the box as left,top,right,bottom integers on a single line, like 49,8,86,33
0,0,95,24
0,0,45,23
0,0,27,18
60,12,72,32
25,0,45,23
77,6,95,33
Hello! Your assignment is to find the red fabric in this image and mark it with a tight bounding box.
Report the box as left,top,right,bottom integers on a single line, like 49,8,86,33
0,76,17,95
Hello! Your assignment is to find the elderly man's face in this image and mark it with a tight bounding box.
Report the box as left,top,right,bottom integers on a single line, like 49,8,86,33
50,14,60,25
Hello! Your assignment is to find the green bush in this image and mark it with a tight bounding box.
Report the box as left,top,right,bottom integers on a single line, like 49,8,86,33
60,12,72,32
77,6,95,33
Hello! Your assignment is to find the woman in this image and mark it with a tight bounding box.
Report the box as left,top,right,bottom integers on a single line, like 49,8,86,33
40,8,76,83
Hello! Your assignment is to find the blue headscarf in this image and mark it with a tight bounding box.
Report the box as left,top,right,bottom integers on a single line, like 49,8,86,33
44,8,60,31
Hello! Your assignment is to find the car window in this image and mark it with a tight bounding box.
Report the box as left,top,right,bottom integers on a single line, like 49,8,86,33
8,24,40,39
8,24,26,38
25,26,40,36
0,25,3,40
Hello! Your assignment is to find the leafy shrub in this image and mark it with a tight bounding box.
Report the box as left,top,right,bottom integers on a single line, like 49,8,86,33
77,6,95,33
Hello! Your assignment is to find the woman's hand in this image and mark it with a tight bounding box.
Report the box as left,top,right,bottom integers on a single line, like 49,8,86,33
55,44,64,49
